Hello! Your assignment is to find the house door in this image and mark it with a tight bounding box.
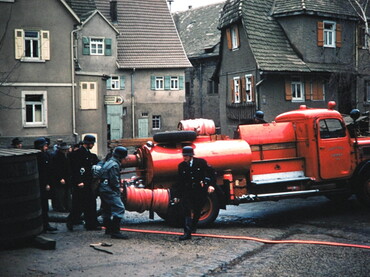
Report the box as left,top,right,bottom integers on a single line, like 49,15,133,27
317,118,352,179
107,105,122,140
138,118,149,138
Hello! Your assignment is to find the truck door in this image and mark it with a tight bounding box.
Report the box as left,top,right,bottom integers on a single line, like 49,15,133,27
317,118,352,179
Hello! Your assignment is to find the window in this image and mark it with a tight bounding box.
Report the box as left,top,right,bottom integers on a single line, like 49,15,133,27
152,115,161,130
155,77,164,90
319,119,346,139
291,79,304,102
366,81,370,102
151,76,184,90
233,77,241,103
170,76,178,90
14,29,50,60
22,91,47,127
324,21,336,47
207,80,218,94
226,25,240,50
245,75,253,102
90,38,104,55
80,82,97,109
106,76,125,90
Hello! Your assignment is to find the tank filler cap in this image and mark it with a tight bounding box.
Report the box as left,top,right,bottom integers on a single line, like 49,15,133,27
328,101,336,110
299,105,307,109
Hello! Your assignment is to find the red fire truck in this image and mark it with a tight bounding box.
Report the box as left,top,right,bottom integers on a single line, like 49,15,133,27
121,102,370,226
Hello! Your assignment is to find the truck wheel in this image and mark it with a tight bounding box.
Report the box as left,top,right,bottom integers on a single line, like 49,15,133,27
153,131,197,143
197,193,220,227
356,173,370,207
162,193,220,227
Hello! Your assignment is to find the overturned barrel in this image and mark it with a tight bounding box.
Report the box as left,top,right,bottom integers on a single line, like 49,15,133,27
0,149,43,247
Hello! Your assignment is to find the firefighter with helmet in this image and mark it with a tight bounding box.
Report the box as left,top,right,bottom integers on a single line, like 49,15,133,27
98,146,130,239
172,146,215,240
254,110,266,124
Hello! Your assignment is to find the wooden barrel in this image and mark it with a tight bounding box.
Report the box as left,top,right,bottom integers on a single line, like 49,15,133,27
0,149,43,246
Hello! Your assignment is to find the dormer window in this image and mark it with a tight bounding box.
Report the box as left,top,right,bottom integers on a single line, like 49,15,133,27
324,21,336,47
317,21,341,48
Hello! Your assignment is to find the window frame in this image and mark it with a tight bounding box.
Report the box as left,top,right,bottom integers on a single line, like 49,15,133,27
245,74,253,102
291,79,305,102
24,30,40,59
233,77,241,104
22,91,47,127
319,118,346,139
155,77,164,90
170,76,179,90
111,76,120,90
80,81,98,110
231,25,239,50
323,21,336,48
90,38,104,55
152,115,161,130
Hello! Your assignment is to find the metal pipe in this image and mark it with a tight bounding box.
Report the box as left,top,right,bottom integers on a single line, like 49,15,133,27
131,68,136,138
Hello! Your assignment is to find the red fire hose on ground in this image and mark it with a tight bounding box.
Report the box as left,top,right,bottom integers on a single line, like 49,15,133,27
118,227,370,250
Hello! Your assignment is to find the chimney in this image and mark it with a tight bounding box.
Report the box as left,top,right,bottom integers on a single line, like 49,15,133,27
110,0,118,23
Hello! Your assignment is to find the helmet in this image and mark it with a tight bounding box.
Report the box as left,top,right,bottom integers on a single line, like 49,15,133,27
113,146,128,159
182,146,194,156
34,137,47,149
255,110,264,119
350,109,360,121
83,135,96,144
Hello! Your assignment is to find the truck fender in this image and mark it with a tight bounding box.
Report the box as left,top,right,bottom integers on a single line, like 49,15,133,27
353,160,370,182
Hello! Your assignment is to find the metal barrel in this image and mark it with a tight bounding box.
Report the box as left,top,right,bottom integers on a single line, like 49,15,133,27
0,149,43,247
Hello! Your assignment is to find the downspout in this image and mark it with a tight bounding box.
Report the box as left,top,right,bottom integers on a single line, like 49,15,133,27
71,26,81,141
355,24,359,109
131,68,136,138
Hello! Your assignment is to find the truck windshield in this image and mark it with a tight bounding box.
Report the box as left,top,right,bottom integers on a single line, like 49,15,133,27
319,119,346,139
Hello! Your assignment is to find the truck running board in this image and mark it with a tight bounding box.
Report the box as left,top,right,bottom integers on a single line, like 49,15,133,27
251,171,311,185
237,189,320,202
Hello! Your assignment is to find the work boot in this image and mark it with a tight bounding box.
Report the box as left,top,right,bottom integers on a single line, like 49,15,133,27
103,218,112,235
191,216,199,234
179,217,192,241
111,217,129,239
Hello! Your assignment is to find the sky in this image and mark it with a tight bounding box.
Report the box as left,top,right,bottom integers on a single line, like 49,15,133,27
168,0,225,12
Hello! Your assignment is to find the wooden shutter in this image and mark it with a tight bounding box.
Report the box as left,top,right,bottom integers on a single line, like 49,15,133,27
235,26,240,48
179,76,184,90
82,36,90,55
164,76,170,90
230,79,234,103
317,22,324,47
105,38,112,56
241,76,246,103
80,82,97,109
311,80,324,100
150,76,156,90
336,24,342,48
120,76,125,90
305,80,311,101
226,28,232,50
251,75,255,102
106,78,111,90
41,30,50,60
14,29,24,59
285,79,292,101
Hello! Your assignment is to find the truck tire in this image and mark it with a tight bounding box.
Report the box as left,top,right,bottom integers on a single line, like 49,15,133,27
161,193,220,227
356,173,370,207
153,131,197,143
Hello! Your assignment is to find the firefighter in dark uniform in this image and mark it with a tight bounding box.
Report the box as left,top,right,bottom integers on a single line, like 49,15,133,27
99,146,129,239
34,137,57,232
66,135,99,231
172,146,215,240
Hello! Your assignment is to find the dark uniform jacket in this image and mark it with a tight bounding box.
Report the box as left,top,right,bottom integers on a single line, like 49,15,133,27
51,150,71,188
173,157,215,201
70,146,99,188
36,151,52,195
99,157,121,194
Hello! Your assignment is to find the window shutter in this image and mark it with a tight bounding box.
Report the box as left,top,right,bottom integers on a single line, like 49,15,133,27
120,76,125,90
105,38,112,56
82,36,90,55
230,79,234,103
251,75,255,102
14,29,24,59
40,30,50,60
235,26,240,48
241,76,246,103
305,80,311,101
164,76,170,90
106,78,111,90
336,24,342,48
150,76,156,90
179,76,184,89
317,81,324,100
226,28,232,50
285,79,292,101
317,22,324,47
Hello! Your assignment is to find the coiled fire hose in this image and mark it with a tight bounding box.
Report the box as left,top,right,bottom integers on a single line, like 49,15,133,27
117,227,370,250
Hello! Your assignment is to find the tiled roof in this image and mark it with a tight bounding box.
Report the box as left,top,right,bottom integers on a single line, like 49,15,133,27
173,2,225,58
95,0,191,69
220,0,309,72
272,0,358,19
65,0,96,20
